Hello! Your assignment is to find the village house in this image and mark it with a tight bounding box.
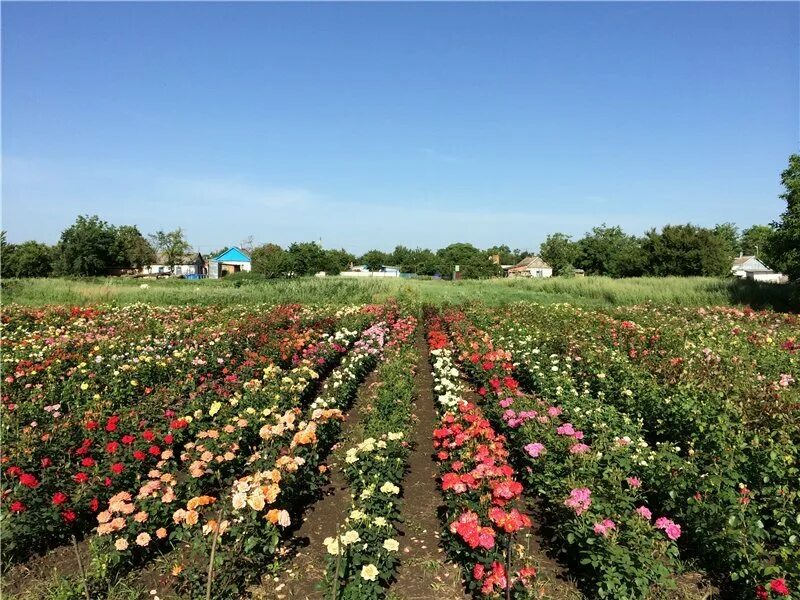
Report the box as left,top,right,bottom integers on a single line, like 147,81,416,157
731,254,787,283
207,247,251,279
142,252,205,277
507,256,553,278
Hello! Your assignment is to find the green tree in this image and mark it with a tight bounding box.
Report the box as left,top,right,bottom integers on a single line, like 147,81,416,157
712,223,741,260
770,154,800,280
251,243,290,278
1,231,14,279
287,242,327,276
643,224,730,277
4,241,54,278
576,225,646,277
113,225,156,269
485,245,517,265
361,250,390,272
324,248,355,275
55,215,117,276
740,225,775,260
539,233,580,276
436,243,500,279
149,228,191,270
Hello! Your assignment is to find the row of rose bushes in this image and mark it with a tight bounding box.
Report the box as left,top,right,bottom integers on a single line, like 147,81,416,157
33,314,407,599
427,315,538,598
1,305,367,562
480,303,798,598
323,335,419,599
441,309,694,599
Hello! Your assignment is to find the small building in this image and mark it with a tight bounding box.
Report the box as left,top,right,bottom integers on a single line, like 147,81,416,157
207,247,251,279
340,264,400,278
731,254,786,282
507,256,553,278
142,253,205,277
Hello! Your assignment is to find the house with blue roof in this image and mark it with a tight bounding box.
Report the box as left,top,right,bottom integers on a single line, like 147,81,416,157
207,246,252,279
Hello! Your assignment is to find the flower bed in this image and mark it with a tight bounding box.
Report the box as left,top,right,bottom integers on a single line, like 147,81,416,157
442,309,689,598
323,336,418,599
427,315,538,598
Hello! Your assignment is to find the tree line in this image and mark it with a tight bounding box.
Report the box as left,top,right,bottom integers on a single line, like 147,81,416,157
2,154,798,281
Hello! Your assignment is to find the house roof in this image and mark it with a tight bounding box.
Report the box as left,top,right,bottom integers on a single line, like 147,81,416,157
212,247,251,263
509,256,552,271
732,256,771,272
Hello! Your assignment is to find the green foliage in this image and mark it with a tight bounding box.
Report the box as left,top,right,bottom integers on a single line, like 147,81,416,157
287,241,328,276
361,249,391,272
436,243,500,279
712,222,741,260
540,232,580,276
148,228,191,268
2,240,54,278
576,225,646,277
644,224,731,277
54,215,118,276
250,243,290,278
770,153,800,280
324,248,356,276
112,225,156,269
740,225,775,260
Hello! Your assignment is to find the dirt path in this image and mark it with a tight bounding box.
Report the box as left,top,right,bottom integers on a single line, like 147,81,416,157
388,334,469,600
251,369,382,600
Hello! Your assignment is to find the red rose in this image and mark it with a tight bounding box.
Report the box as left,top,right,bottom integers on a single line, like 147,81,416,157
756,586,769,600
6,466,22,477
473,563,485,580
81,457,96,468
74,472,89,484
61,509,77,523
770,579,790,596
148,445,161,456
85,420,98,430
110,463,124,474
10,501,26,513
106,441,119,454
142,430,155,441
89,497,100,512
170,419,188,430
52,491,68,505
163,434,174,444
437,451,449,460
41,457,52,468
133,450,146,461
19,473,39,488
104,477,112,487
121,435,136,445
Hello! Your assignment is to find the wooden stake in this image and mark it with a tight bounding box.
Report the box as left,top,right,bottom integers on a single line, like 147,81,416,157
71,534,91,600
205,509,224,600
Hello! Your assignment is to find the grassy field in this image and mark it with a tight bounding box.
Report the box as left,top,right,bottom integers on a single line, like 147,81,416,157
3,275,798,310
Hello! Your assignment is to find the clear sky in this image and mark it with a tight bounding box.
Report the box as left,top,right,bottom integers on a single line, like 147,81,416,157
2,1,798,255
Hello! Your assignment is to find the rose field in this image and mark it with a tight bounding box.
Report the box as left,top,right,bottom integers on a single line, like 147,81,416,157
1,297,798,600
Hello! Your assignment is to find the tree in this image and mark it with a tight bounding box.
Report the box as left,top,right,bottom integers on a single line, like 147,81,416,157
643,224,730,277
113,225,156,269
251,243,290,278
4,241,54,278
485,245,517,266
287,242,327,276
436,243,500,279
149,229,191,270
539,233,579,276
324,248,355,276
770,154,800,280
712,223,741,260
740,225,775,260
55,215,117,276
1,231,14,279
362,250,390,272
576,225,646,277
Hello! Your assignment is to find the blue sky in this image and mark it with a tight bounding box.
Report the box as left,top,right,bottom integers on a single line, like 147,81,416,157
2,2,798,255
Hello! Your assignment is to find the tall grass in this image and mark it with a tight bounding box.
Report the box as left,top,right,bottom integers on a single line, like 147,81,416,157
2,276,797,311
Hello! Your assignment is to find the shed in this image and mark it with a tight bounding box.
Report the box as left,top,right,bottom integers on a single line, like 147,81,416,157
208,247,251,279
